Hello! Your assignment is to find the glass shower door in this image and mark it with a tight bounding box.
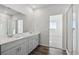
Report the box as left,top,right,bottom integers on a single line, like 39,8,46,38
66,5,73,55
72,5,78,55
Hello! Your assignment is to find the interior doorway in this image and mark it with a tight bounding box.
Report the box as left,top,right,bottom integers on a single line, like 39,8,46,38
49,14,63,49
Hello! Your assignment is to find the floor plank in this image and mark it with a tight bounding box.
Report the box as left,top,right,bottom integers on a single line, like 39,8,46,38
29,45,67,55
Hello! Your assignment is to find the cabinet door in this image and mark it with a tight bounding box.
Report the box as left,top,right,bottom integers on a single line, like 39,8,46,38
33,35,39,49
33,38,39,49
28,38,33,53
2,46,18,55
25,39,29,55
17,42,28,55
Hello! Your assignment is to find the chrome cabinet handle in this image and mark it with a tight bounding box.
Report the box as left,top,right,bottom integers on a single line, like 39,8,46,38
16,47,21,54
17,48,19,52
19,47,21,51
16,47,21,52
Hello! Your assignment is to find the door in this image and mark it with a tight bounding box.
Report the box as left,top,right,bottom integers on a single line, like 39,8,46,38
49,14,63,49
28,37,34,53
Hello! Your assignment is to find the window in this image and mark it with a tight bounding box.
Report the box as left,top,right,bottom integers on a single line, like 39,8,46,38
50,21,56,30
50,16,57,30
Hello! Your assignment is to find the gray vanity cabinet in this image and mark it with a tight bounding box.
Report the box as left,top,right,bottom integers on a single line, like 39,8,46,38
0,33,40,55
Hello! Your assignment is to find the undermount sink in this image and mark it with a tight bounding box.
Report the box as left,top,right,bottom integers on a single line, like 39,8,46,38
9,32,39,39
12,32,33,38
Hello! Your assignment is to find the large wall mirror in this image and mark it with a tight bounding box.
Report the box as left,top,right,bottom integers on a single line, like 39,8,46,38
7,14,24,37
0,5,25,37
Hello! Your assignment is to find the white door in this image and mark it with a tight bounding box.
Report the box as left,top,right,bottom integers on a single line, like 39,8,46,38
49,14,62,49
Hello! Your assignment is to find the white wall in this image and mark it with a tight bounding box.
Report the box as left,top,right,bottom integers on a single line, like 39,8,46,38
34,9,49,46
34,6,65,46
23,7,34,32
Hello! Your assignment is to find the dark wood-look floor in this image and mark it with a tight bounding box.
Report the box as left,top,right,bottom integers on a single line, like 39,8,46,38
29,45,49,55
29,45,67,55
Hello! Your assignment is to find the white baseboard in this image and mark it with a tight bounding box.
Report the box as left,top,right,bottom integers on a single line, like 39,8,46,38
49,46,66,51
40,44,49,47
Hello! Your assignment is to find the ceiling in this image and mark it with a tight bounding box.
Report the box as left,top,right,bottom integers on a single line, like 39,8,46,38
24,4,69,9
3,4,69,14
5,4,69,9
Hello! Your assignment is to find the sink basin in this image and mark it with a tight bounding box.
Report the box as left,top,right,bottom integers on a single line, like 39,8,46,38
12,32,32,39
11,32,39,39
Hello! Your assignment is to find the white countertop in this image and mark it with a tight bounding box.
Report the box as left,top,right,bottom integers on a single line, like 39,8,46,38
0,32,40,45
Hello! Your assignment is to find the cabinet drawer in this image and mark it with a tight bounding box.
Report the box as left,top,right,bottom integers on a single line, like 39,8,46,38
28,38,33,53
2,41,27,55
2,45,18,55
1,39,26,53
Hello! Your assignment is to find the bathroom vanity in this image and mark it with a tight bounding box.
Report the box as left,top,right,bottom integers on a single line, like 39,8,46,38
0,32,40,55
